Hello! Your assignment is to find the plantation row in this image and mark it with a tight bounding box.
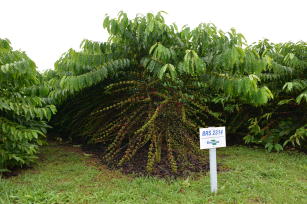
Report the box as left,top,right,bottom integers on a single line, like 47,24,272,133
0,12,306,173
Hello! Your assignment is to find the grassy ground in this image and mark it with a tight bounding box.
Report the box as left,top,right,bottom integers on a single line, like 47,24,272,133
0,144,306,204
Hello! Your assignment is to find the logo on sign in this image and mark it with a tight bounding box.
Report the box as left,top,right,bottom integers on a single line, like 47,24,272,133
207,139,219,145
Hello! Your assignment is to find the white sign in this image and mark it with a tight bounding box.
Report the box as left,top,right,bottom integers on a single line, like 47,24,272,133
200,127,226,193
199,127,226,149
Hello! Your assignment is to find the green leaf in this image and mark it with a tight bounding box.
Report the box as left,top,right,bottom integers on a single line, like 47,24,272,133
158,64,168,79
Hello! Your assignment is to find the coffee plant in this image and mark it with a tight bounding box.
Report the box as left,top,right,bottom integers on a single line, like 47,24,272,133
0,39,56,172
49,12,275,173
243,40,306,151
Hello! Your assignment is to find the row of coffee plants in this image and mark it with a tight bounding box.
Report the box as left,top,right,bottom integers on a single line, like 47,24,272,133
1,12,305,173
0,39,56,172
243,40,306,151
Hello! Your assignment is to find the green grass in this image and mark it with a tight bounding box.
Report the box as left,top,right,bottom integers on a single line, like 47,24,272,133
1,144,306,204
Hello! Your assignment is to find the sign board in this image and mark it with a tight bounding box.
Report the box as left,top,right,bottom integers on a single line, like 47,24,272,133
199,127,226,149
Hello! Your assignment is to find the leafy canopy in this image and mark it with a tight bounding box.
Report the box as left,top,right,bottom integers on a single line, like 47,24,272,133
0,38,56,172
48,12,277,173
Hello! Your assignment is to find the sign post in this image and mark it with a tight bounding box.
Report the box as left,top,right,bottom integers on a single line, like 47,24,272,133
209,148,217,193
199,127,226,193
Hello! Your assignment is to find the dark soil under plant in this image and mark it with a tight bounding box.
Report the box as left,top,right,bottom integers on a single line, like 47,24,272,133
1,139,225,179
1,166,33,178
82,143,225,178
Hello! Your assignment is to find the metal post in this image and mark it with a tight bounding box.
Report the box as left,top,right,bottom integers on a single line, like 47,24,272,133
209,148,217,193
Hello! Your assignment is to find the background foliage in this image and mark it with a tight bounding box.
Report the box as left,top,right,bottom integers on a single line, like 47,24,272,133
242,40,307,151
0,39,56,172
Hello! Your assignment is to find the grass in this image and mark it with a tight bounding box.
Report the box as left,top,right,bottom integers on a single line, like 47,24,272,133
0,144,306,204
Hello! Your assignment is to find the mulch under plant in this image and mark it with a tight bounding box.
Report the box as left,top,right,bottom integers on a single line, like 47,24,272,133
1,168,27,178
82,143,226,178
1,141,225,179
